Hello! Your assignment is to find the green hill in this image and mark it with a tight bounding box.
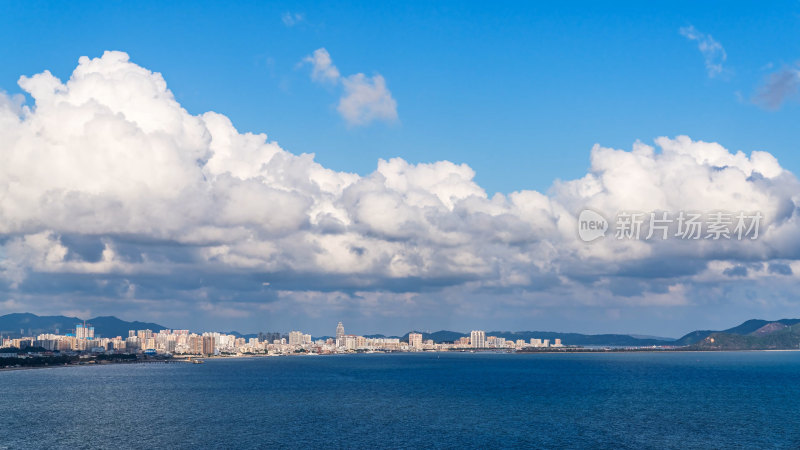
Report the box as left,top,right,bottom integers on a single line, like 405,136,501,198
691,323,800,350
674,319,800,346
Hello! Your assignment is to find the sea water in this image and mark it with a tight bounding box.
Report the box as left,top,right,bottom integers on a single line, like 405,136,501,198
2,351,799,449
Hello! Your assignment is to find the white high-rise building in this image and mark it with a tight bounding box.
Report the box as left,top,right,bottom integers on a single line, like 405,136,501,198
288,331,304,346
408,332,423,350
487,336,505,348
343,335,357,350
336,322,345,347
470,330,486,348
75,323,94,340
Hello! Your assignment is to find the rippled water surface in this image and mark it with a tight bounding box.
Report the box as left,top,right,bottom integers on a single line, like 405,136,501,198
2,351,800,449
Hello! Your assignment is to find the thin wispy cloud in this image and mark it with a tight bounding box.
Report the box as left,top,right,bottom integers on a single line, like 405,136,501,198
281,12,305,27
303,47,398,126
304,48,340,83
679,25,727,78
752,64,800,110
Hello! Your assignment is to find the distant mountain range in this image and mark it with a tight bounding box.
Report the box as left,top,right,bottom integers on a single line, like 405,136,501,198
0,313,166,338
2,313,800,349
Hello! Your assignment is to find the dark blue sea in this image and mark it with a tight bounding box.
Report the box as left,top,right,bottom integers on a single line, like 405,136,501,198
2,351,800,449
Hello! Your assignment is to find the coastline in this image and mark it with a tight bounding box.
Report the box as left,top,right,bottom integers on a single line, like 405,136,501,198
0,358,190,373
5,347,800,373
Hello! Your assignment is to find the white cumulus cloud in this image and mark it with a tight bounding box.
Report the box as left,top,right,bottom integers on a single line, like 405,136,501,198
338,73,398,126
1,51,799,330
303,48,398,126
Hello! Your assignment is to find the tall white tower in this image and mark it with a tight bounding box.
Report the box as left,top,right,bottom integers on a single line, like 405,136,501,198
336,322,345,347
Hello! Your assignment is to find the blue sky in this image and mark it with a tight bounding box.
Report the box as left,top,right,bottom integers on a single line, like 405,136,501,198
1,2,800,337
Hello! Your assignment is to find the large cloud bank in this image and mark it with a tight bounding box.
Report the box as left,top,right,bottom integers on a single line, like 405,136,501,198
1,52,799,328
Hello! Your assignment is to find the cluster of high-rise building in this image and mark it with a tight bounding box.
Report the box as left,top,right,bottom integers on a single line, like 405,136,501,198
465,330,562,349
0,321,563,357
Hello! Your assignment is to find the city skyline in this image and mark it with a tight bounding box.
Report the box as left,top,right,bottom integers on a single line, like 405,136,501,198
2,319,565,356
1,3,800,337
0,313,622,341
